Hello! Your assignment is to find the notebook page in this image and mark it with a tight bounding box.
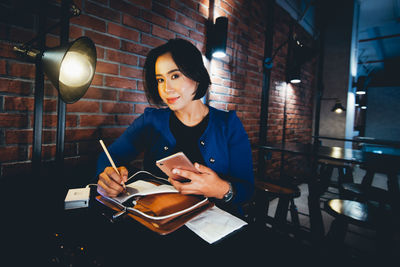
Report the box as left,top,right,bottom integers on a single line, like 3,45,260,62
113,180,178,203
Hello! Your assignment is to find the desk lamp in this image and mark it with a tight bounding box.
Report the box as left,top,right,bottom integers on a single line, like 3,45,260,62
13,0,97,175
14,36,96,103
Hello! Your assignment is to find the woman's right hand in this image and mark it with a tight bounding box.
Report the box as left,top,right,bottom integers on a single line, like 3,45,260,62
97,166,128,198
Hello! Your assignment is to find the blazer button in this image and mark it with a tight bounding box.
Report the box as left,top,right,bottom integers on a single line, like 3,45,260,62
209,157,215,163
164,146,169,151
200,140,205,146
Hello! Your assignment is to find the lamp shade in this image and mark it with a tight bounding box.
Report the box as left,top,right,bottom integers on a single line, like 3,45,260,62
354,75,370,95
212,17,228,58
42,36,97,103
286,39,304,84
288,64,301,84
331,100,346,113
287,60,301,84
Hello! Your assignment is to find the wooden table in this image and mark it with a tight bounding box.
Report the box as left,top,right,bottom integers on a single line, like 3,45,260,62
0,180,322,266
258,142,400,244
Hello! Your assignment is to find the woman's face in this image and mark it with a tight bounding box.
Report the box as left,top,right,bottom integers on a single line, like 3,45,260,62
155,52,198,111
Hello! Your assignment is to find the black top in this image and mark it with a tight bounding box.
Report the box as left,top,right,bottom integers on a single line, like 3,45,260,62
169,111,209,165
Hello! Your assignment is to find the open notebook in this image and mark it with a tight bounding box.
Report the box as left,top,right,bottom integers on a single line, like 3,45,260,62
96,170,246,239
113,179,178,203
99,171,209,221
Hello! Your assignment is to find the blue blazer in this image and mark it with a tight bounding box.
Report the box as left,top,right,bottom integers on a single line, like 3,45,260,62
96,106,254,208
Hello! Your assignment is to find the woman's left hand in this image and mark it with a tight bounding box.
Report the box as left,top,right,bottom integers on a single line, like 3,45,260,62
168,163,230,199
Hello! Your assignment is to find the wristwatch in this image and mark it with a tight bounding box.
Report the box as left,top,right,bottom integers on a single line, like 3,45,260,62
222,182,234,202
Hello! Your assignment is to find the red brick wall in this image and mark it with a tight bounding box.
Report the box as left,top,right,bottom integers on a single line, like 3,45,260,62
264,6,316,180
0,0,316,183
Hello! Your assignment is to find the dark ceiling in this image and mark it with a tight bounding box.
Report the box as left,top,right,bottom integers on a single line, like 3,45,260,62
2,0,399,87
357,0,400,86
281,0,400,87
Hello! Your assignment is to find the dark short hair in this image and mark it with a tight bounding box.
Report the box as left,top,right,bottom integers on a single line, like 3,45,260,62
143,38,211,105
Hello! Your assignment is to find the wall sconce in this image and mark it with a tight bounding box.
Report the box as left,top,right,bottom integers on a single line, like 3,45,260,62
286,38,303,84
331,99,346,113
358,95,367,109
356,87,366,95
354,75,370,95
355,94,368,109
14,36,96,103
206,16,228,59
322,98,346,114
13,0,97,176
285,36,315,84
287,63,301,84
264,32,314,84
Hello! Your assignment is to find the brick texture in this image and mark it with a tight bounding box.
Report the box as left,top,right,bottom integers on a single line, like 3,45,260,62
0,0,316,184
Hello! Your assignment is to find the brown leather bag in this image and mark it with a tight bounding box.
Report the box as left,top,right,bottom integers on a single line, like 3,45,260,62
97,189,213,235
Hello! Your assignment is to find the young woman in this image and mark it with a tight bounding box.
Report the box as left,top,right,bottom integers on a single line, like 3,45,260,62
96,38,254,214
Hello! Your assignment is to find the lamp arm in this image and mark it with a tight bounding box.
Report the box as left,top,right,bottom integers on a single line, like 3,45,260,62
264,38,290,69
264,39,289,69
13,46,42,61
14,2,81,49
271,38,290,59
265,32,298,69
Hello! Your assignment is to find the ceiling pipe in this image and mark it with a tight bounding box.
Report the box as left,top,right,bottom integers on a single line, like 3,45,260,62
359,33,400,42
358,59,385,64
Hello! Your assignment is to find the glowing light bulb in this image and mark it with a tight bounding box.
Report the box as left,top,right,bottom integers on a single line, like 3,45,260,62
290,79,301,84
59,51,94,87
212,51,226,58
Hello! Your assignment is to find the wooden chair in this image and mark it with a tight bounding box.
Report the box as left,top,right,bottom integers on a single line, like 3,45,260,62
359,149,400,213
340,182,391,208
324,199,395,258
254,180,301,237
317,159,354,196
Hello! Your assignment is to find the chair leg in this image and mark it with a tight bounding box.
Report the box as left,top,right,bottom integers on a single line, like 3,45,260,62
273,197,290,231
337,167,345,196
326,216,348,244
361,170,375,187
319,165,334,193
255,191,270,227
376,215,396,259
318,163,327,179
308,189,325,243
343,166,354,183
289,199,300,224
337,167,353,197
386,170,400,214
289,199,300,238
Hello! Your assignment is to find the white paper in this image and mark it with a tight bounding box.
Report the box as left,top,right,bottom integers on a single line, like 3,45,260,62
185,206,248,244
113,180,178,203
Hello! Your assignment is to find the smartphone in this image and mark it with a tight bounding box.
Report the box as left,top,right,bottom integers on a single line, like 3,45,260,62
156,152,199,182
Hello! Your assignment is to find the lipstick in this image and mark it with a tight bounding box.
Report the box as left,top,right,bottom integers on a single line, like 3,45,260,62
167,97,179,104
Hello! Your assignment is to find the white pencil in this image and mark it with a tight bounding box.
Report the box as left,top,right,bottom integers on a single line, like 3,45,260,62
99,139,126,190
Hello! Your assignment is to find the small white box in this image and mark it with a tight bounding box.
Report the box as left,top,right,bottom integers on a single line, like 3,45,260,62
64,188,90,210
